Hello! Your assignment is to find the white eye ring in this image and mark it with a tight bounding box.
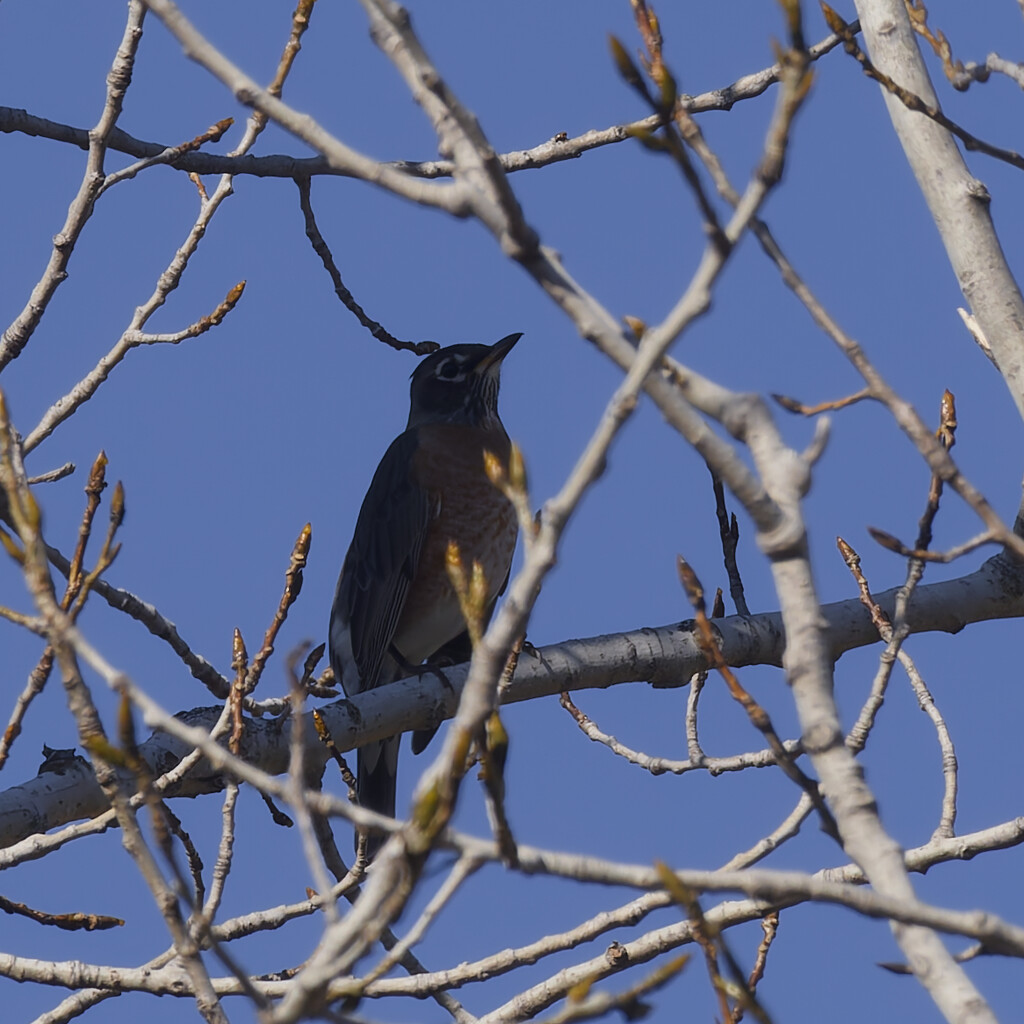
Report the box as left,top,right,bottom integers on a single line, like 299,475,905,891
436,359,463,380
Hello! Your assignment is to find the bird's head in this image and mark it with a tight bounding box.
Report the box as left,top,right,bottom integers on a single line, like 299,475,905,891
407,332,521,428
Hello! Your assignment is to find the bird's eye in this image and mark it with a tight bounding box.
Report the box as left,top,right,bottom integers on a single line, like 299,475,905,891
436,359,462,380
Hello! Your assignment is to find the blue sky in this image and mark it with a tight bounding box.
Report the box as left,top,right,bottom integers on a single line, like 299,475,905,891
2,2,1023,1021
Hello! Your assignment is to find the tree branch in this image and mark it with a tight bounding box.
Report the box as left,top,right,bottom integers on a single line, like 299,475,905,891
0,553,1019,850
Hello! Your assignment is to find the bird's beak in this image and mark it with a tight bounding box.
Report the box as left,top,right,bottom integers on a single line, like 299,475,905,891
473,332,522,374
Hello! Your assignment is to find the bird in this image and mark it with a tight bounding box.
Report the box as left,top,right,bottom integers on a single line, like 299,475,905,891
329,333,521,856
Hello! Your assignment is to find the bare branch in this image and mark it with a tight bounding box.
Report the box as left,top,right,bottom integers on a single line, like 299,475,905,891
1,553,1021,848
295,176,439,354
140,0,470,212
0,2,146,370
0,23,853,180
560,690,801,776
851,0,1024,429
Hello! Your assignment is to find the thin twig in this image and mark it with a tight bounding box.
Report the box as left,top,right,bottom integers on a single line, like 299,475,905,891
729,912,780,1024
97,117,233,194
772,388,872,416
0,21,853,180
0,894,122,932
677,556,838,841
824,6,1024,172
26,462,75,485
560,691,801,776
295,176,438,355
24,282,245,453
712,472,748,615
245,524,311,694
0,3,146,370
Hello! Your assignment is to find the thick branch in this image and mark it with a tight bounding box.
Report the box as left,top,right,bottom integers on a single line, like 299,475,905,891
0,554,1019,851
853,0,1024,425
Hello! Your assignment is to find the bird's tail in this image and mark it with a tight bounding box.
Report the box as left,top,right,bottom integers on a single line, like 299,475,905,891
356,735,399,860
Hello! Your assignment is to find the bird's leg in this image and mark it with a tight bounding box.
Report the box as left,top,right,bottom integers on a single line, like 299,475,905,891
390,640,471,756
390,631,477,691
388,644,456,691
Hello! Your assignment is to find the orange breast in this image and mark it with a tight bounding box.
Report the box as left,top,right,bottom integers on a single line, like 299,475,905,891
394,422,517,663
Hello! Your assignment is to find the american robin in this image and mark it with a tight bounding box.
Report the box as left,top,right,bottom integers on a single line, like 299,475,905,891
329,333,520,855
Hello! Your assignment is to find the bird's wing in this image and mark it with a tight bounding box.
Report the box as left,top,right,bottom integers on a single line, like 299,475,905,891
331,429,434,693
